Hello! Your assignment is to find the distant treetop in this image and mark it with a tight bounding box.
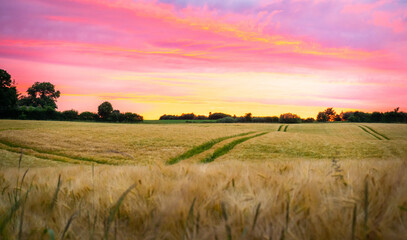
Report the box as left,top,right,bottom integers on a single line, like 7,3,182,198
0,69,12,88
19,82,61,109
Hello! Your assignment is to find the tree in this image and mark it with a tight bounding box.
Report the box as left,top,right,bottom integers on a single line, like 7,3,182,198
323,108,338,121
370,112,383,122
61,110,79,121
244,113,253,122
123,112,143,122
19,82,60,109
0,69,18,116
217,117,237,123
79,111,99,121
316,112,328,122
0,69,12,88
180,113,195,120
208,112,231,120
109,110,124,122
303,117,315,123
98,101,113,120
194,115,208,120
279,113,301,123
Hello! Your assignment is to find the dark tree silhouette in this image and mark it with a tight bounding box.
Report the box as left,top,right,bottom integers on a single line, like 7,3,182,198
324,107,338,121
208,112,231,120
279,113,301,123
316,112,328,122
0,69,12,88
109,109,124,122
79,111,99,121
303,117,315,123
19,82,60,109
244,113,253,122
98,101,113,120
61,110,79,121
0,69,18,114
317,108,341,122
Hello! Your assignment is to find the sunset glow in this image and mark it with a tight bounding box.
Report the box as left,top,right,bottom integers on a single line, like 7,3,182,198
1,0,407,119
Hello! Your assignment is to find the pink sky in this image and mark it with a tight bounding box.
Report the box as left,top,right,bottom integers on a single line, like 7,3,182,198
1,0,406,119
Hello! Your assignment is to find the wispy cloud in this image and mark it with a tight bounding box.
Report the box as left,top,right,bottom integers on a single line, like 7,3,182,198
1,0,406,118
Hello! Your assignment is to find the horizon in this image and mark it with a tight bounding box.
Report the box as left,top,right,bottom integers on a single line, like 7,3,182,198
1,0,407,119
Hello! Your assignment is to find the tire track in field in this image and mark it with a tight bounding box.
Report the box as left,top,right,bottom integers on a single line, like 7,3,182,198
0,128,25,132
202,132,269,163
0,142,81,165
362,125,390,140
358,126,383,140
0,139,115,165
167,131,255,164
277,125,289,132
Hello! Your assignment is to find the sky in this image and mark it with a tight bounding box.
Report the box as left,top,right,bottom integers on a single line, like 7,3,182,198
1,0,407,119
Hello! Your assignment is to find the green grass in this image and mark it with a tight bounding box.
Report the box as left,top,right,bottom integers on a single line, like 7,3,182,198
202,132,269,163
167,131,255,164
0,145,79,165
284,125,289,132
363,125,390,140
277,125,284,131
0,139,113,165
358,126,382,140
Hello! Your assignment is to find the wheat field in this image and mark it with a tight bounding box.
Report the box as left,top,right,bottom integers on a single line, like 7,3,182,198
1,120,407,239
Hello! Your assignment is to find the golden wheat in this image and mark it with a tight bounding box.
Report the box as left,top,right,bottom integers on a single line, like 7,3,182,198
0,160,406,239
1,120,407,239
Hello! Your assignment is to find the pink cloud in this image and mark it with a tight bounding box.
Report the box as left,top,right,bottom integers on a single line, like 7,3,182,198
372,11,406,33
1,0,407,117
341,1,387,14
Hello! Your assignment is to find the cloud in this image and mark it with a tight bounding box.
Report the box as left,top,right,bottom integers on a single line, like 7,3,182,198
1,0,407,117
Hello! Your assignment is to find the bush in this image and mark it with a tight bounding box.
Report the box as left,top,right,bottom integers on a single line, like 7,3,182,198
123,112,143,122
279,113,301,123
341,108,406,123
0,107,19,119
370,112,383,122
79,111,98,121
0,86,18,113
16,106,60,120
341,112,353,121
216,117,237,123
267,116,279,123
303,117,315,123
383,108,407,123
159,113,201,120
159,114,174,120
235,117,246,123
179,113,196,120
159,114,193,120
109,110,124,122
252,116,279,123
194,115,208,120
346,111,371,122
208,112,231,120
61,110,78,121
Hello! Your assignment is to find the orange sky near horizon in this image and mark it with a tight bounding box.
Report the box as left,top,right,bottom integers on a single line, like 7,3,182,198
1,0,406,119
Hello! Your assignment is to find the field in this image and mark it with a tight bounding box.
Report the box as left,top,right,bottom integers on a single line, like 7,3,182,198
1,120,407,239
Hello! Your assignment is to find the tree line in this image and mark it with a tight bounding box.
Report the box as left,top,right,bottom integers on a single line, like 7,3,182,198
316,107,407,123
160,108,407,123
160,112,304,123
0,69,143,122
